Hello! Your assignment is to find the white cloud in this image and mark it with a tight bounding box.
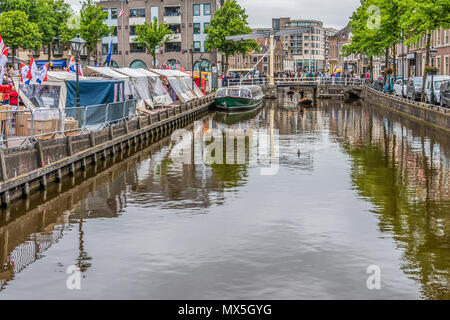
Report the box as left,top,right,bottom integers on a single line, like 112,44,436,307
65,0,360,30
238,0,360,29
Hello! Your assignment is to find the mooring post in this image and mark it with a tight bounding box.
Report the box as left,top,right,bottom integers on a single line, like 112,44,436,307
0,148,8,182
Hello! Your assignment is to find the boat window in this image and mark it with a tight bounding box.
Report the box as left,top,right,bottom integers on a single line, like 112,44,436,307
217,88,227,97
241,88,251,98
228,88,240,97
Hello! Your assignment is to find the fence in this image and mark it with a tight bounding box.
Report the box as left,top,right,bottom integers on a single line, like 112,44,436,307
0,100,136,148
223,77,368,87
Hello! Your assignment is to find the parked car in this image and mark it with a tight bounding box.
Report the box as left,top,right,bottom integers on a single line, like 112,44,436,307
393,78,408,97
440,80,450,108
406,77,424,101
424,75,450,104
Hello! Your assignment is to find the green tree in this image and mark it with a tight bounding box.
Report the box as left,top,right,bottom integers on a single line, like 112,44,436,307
204,0,257,73
79,0,110,65
400,0,450,101
135,17,173,68
344,0,403,86
37,0,72,63
0,0,40,21
0,10,41,65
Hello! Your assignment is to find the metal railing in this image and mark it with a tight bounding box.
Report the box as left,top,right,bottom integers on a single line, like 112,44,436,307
0,100,137,148
223,77,368,87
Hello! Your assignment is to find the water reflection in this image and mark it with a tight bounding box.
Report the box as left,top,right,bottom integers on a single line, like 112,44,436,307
0,97,449,299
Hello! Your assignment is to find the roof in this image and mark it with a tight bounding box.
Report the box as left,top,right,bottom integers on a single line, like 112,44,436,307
84,66,129,79
116,67,158,79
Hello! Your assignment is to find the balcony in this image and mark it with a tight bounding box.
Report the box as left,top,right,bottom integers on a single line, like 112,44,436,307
164,15,181,24
167,34,181,43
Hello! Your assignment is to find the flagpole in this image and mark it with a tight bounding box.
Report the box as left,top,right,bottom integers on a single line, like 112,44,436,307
122,0,125,67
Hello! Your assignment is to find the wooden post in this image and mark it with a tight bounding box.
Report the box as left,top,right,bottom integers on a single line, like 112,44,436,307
0,148,7,182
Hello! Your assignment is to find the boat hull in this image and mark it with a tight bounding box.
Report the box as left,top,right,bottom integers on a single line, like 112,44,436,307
215,96,263,111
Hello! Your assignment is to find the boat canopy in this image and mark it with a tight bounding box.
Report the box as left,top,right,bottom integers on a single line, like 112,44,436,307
216,86,264,99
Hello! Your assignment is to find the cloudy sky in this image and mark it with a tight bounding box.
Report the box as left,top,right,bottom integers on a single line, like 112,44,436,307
67,0,360,30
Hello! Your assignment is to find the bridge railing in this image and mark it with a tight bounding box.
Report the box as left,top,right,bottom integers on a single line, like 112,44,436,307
223,77,368,87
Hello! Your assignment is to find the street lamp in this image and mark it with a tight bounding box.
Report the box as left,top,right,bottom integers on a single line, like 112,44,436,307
70,34,86,108
429,47,438,105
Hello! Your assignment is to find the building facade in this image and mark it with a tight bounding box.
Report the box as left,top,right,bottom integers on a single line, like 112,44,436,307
272,18,325,72
397,28,450,78
228,38,286,75
323,27,338,72
97,0,222,72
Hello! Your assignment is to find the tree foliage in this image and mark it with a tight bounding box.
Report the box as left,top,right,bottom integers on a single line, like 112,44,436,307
204,0,257,70
136,17,173,67
79,0,110,64
0,10,41,64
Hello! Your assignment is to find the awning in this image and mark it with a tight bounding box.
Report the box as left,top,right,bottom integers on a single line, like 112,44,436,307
37,60,67,67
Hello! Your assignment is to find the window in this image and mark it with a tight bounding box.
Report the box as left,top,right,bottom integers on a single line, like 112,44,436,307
165,42,181,52
164,6,181,16
111,8,117,19
263,57,268,63
168,24,181,33
111,26,118,37
253,57,258,63
102,43,118,55
193,23,201,34
130,25,137,36
130,8,145,18
102,9,108,20
204,22,210,30
130,43,145,53
193,4,200,16
193,41,201,52
130,60,147,69
102,43,109,55
204,3,211,15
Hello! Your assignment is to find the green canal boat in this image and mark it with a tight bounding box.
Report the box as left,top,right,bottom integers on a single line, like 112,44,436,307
215,86,264,111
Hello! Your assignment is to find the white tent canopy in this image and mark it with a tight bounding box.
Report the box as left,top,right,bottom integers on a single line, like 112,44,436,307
167,69,204,98
150,69,198,102
84,66,132,98
116,67,173,107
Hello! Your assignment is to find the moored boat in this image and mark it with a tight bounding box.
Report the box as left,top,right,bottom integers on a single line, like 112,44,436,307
215,86,264,111
298,97,313,106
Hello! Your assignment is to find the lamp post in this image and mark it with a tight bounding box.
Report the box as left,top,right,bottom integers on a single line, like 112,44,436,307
70,34,86,108
429,47,437,105
190,45,194,89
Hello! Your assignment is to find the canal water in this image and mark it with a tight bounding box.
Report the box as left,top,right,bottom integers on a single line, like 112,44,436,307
0,96,449,299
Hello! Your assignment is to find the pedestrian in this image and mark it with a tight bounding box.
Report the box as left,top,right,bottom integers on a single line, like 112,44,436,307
9,86,18,106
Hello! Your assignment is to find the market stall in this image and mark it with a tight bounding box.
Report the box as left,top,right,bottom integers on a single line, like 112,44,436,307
115,67,173,108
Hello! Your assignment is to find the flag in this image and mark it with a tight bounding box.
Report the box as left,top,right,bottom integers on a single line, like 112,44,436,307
118,9,126,18
68,57,83,76
0,47,8,68
20,63,30,84
104,39,113,66
26,55,39,84
0,34,4,56
37,63,49,84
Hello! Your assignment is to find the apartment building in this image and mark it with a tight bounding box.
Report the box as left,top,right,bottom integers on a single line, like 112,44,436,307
397,28,450,78
97,0,222,72
272,18,325,72
323,27,338,72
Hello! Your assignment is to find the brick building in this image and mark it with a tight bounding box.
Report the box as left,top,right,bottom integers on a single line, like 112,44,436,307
97,0,223,73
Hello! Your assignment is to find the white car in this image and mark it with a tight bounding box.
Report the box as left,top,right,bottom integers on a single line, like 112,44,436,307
393,78,407,97
425,75,450,104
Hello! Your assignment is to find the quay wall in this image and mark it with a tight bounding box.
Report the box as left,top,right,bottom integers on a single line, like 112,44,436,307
0,96,214,207
361,86,450,132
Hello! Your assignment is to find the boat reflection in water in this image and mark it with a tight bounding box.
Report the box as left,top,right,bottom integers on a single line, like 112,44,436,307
0,95,449,299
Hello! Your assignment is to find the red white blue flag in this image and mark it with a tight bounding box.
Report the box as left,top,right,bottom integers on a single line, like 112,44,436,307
68,57,83,76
